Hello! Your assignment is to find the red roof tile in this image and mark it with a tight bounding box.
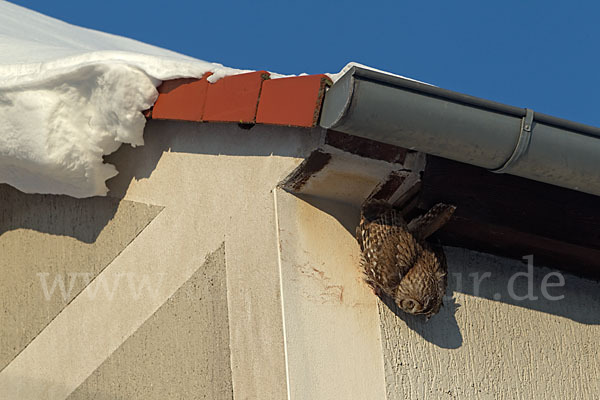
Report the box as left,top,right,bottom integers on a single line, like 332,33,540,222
203,71,269,123
256,74,332,127
146,71,331,128
152,73,212,121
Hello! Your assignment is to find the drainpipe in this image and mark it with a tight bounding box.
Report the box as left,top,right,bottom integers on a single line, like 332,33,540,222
319,66,600,197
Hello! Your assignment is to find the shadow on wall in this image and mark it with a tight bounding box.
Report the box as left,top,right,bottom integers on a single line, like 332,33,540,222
379,293,463,350
444,246,600,326
380,245,600,349
3,118,598,351
0,183,122,244
294,193,361,235
0,121,320,242
296,192,600,349
105,120,321,198
295,192,465,349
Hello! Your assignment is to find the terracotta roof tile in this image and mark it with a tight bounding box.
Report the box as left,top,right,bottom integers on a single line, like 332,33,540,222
146,71,331,128
203,71,269,123
152,73,212,121
256,74,332,127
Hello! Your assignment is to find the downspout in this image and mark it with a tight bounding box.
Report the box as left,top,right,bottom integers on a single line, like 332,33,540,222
319,66,600,197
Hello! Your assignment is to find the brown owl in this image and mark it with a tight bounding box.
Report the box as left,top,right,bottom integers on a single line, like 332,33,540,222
356,200,455,318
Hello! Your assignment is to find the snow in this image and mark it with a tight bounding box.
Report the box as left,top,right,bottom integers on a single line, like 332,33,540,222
0,1,247,197
327,61,429,85
0,3,420,198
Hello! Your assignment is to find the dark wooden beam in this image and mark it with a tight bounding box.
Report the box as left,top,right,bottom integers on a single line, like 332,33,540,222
281,150,331,192
325,130,407,163
420,156,600,280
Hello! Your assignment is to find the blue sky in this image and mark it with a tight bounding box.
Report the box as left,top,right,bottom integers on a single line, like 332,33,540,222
10,0,600,127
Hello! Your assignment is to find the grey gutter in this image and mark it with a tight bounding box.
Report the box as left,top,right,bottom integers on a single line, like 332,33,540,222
320,66,600,197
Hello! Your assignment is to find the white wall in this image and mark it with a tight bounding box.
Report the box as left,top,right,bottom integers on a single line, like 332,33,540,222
380,247,600,399
1,120,598,399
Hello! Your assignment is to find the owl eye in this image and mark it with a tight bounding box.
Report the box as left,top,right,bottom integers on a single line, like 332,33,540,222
401,299,419,312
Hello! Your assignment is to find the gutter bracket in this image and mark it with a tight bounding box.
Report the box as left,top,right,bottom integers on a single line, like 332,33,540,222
491,108,534,174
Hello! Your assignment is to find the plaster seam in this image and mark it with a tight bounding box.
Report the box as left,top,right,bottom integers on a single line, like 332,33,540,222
273,188,292,400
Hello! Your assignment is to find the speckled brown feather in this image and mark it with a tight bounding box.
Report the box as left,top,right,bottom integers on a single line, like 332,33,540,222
356,200,455,317
357,200,420,295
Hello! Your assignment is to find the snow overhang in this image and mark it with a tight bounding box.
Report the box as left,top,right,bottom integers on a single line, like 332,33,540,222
0,1,246,198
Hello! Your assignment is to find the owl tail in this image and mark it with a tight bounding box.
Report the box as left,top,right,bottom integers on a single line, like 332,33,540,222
407,203,456,241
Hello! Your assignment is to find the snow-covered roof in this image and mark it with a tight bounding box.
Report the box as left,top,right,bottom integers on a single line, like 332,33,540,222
0,2,419,198
0,1,245,197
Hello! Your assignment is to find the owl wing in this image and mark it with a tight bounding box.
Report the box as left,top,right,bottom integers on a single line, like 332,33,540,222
428,243,449,302
357,202,419,295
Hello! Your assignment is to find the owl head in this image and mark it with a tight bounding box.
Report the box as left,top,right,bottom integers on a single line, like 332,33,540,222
393,263,447,318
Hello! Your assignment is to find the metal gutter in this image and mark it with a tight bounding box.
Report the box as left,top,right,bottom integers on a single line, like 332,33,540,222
320,66,600,196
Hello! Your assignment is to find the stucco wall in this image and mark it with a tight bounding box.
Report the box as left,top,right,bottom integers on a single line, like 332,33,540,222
0,121,320,399
68,244,234,400
275,188,387,399
275,175,600,399
0,120,598,399
379,247,600,400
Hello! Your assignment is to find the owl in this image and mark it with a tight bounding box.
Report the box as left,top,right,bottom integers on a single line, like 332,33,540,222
356,200,456,318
